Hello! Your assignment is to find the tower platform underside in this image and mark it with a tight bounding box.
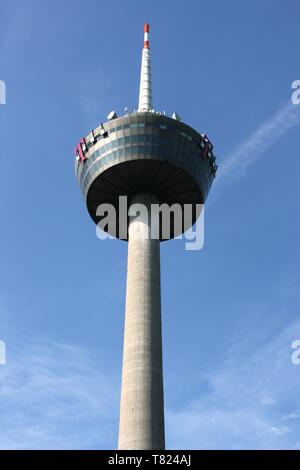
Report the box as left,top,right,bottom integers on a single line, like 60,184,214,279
76,112,215,239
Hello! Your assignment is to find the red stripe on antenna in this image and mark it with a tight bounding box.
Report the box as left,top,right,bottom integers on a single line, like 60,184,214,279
144,23,150,33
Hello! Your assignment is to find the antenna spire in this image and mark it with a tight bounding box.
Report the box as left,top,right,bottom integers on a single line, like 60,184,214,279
138,23,153,112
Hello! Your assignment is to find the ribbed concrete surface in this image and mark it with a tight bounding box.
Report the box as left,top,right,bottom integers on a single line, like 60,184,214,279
118,193,165,450
138,47,152,111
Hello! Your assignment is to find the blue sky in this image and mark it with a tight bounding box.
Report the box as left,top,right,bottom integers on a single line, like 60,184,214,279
0,0,300,449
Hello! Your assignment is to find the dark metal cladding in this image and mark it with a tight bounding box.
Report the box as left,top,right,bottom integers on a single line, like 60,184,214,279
75,112,217,240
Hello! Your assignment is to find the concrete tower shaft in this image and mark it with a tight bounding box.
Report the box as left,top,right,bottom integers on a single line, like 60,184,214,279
118,193,165,450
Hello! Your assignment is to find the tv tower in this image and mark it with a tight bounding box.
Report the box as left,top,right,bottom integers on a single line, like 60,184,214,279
74,23,217,450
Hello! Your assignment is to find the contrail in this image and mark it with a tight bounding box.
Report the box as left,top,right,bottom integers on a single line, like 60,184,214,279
214,101,300,194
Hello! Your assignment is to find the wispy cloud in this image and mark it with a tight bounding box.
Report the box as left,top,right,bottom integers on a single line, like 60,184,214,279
214,101,300,195
166,318,300,449
0,340,118,449
166,274,300,450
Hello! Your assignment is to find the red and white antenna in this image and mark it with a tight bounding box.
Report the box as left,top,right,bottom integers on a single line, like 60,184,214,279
144,22,150,49
138,23,153,112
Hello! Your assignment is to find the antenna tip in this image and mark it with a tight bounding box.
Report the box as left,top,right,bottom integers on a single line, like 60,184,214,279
143,23,150,48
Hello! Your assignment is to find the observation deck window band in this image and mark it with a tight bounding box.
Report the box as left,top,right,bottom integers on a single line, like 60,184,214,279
80,129,216,191
81,140,207,189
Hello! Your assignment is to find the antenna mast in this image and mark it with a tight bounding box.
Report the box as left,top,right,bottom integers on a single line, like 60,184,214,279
138,23,153,112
